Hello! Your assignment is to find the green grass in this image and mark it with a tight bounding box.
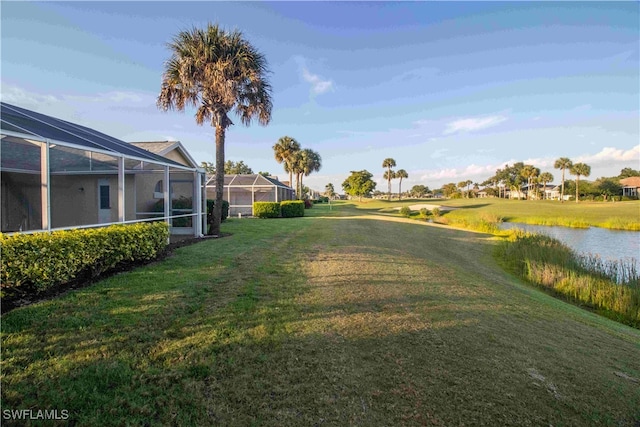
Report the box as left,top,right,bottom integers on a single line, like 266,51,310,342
2,202,640,425
438,198,640,230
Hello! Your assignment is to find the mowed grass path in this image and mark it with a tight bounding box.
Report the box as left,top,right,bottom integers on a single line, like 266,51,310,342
2,202,640,425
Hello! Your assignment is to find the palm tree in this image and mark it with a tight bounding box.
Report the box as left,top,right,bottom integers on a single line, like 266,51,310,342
273,136,300,188
538,172,554,200
465,180,473,198
382,158,396,200
521,165,540,200
158,23,272,235
396,169,408,200
570,162,591,203
383,170,396,199
554,157,573,203
293,149,321,199
324,183,335,199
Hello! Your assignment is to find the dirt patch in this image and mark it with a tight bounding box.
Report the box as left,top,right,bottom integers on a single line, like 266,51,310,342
1,233,230,314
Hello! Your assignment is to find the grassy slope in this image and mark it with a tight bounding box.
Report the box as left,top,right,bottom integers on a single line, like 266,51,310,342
409,198,640,229
2,202,639,426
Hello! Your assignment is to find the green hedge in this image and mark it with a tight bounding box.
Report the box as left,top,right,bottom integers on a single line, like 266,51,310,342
0,222,169,297
281,200,305,218
151,196,193,227
253,202,281,218
206,199,230,223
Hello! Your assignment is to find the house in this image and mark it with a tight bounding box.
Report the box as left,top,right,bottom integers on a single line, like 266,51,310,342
206,174,295,216
620,177,640,198
1,102,206,236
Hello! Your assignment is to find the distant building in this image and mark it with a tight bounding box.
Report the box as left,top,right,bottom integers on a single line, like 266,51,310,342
620,177,640,198
206,174,295,216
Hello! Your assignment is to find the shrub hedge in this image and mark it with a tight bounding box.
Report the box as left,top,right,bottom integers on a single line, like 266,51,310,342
253,202,281,218
206,199,230,223
151,196,193,227
0,222,169,297
399,206,412,218
281,200,305,218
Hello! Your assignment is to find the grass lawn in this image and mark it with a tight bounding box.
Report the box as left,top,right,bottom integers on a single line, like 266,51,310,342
367,197,640,230
2,202,639,425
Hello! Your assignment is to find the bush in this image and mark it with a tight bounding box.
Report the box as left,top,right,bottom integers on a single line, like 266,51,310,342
419,208,430,218
399,206,412,218
253,202,281,218
206,199,229,227
304,199,313,209
281,200,305,218
431,208,441,217
151,196,193,227
0,222,169,297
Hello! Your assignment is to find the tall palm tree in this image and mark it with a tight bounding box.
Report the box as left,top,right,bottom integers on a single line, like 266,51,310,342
292,149,322,199
382,158,396,201
396,169,408,200
383,170,396,199
273,136,300,188
521,165,540,200
158,23,272,235
570,162,591,203
538,172,554,200
554,157,573,203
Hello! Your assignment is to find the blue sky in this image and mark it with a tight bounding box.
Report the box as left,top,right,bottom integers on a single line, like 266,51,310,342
2,1,638,192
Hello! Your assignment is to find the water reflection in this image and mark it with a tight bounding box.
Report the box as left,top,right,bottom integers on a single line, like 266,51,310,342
499,222,640,269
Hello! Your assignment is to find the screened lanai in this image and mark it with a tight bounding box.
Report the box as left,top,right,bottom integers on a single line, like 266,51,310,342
0,102,206,236
206,174,295,216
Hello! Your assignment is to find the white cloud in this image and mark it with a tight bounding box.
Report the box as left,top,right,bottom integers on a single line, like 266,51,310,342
576,145,640,164
443,115,507,135
0,85,60,109
302,67,334,95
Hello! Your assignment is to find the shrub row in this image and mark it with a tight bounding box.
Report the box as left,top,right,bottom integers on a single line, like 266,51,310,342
0,222,169,297
253,202,281,218
151,196,194,227
281,200,305,218
253,201,305,218
206,199,230,223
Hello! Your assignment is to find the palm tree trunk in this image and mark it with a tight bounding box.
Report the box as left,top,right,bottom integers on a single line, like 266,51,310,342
300,174,304,199
211,125,225,236
399,179,402,200
560,168,565,203
576,175,580,203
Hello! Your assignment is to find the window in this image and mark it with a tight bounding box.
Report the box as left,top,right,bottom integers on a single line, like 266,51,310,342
99,185,110,209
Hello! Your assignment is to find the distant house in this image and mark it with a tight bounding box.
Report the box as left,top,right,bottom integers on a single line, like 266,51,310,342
206,174,295,216
1,102,206,236
519,183,561,200
620,177,640,198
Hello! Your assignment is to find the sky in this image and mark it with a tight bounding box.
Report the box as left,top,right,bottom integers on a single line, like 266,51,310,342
1,1,638,193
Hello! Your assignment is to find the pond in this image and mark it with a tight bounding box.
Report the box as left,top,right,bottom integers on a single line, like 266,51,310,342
499,222,640,268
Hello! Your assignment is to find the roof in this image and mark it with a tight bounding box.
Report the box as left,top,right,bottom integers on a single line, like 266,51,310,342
130,140,200,169
0,102,185,168
620,176,640,188
130,141,179,155
207,174,293,189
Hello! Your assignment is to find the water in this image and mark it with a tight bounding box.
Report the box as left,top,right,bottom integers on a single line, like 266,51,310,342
499,222,640,268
